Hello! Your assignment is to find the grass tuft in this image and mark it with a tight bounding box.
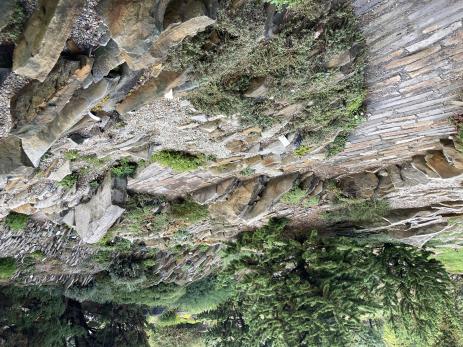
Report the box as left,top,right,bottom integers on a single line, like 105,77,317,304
151,150,207,173
5,212,29,231
111,158,138,177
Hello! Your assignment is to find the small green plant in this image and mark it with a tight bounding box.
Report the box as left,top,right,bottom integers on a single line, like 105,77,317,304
82,155,108,167
281,187,319,207
64,149,80,161
151,150,207,173
0,257,16,280
326,134,348,157
5,212,29,231
281,187,307,205
171,200,209,223
89,180,100,189
111,158,138,177
294,145,311,157
58,173,78,189
240,167,256,176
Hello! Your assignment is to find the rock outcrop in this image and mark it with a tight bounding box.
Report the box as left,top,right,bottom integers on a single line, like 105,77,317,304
1,0,463,288
13,0,85,81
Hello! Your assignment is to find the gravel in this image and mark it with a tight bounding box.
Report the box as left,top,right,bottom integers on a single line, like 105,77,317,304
0,72,31,138
70,0,109,52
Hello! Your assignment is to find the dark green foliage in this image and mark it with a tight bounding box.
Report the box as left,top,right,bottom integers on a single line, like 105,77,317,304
111,158,138,177
205,220,457,346
151,150,207,172
0,257,16,280
5,212,29,231
176,275,231,314
0,285,150,346
66,276,185,307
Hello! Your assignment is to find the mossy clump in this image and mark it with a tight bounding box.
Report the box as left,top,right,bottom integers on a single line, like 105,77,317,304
151,150,207,173
5,212,29,231
281,187,319,207
111,158,138,177
64,149,80,161
239,167,256,176
294,145,311,157
0,257,17,280
58,173,78,189
170,200,209,224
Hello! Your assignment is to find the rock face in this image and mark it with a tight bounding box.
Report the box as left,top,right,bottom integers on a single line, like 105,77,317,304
13,0,85,81
18,76,118,167
1,0,463,289
98,0,162,70
69,175,125,244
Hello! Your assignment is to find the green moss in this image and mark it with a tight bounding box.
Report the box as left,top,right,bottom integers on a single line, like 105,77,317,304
151,150,207,173
0,257,16,280
89,180,100,189
281,187,307,205
171,200,209,223
294,145,311,157
433,248,463,274
58,173,78,189
111,158,137,177
5,212,29,231
281,187,319,207
63,150,80,161
326,133,348,157
82,155,108,167
239,167,255,176
114,207,169,235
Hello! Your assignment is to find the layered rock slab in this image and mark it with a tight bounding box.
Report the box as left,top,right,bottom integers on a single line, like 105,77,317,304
13,0,85,81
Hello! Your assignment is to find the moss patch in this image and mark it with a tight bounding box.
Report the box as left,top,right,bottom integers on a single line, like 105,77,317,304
5,212,29,231
151,150,207,173
0,257,17,280
111,158,138,177
58,173,78,189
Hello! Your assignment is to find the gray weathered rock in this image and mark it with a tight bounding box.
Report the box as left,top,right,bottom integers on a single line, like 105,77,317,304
92,39,124,82
340,172,379,198
17,77,119,166
0,136,33,175
13,0,85,81
71,175,125,244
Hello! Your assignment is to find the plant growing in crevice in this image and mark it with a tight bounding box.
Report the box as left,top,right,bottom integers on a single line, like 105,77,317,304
0,257,16,280
5,212,29,231
111,158,138,177
58,173,78,189
151,150,208,173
